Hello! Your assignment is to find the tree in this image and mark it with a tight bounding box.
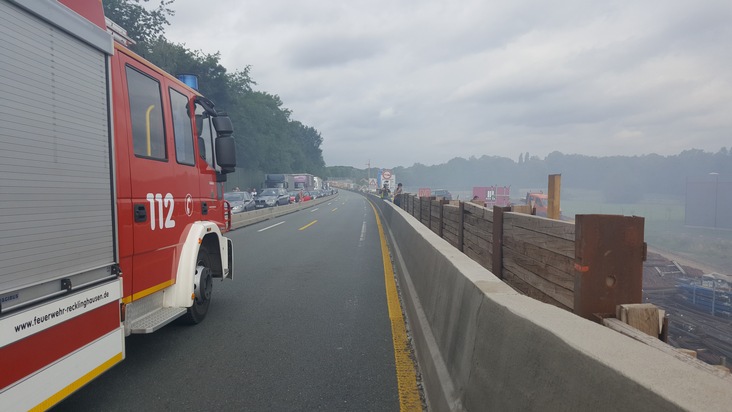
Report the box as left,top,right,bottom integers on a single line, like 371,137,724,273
103,0,327,190
103,0,175,53
139,38,254,109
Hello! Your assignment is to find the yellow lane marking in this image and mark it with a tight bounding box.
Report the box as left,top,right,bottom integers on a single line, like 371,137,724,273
367,201,421,411
299,220,318,231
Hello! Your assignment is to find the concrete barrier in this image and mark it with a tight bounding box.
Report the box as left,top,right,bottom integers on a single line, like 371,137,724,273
373,196,732,411
230,194,337,230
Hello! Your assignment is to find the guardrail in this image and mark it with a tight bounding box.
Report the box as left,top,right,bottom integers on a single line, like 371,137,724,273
372,194,732,411
400,193,645,320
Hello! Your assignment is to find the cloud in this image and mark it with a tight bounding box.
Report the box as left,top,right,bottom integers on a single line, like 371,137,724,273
286,34,382,69
378,107,396,119
165,0,732,168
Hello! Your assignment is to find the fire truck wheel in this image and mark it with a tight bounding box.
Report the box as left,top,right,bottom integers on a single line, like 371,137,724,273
184,246,213,324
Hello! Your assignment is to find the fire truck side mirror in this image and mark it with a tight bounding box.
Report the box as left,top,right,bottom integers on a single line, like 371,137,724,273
215,136,236,170
212,113,236,173
212,115,233,137
212,115,235,171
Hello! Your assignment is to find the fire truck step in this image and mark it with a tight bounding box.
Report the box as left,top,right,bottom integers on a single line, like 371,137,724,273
130,307,187,334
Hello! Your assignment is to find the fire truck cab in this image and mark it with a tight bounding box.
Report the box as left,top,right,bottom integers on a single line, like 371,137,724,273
525,192,548,217
111,37,236,331
0,0,236,409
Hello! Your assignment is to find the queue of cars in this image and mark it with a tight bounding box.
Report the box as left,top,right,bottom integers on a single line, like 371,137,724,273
287,188,338,203
224,187,338,213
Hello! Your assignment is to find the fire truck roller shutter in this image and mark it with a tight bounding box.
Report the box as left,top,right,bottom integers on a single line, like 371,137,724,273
162,222,231,321
0,0,117,307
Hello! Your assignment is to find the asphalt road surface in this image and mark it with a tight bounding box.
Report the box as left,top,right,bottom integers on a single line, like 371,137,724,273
54,191,408,411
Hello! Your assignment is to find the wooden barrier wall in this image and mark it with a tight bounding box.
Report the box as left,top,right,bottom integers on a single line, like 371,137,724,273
397,193,645,316
502,212,575,311
462,203,493,274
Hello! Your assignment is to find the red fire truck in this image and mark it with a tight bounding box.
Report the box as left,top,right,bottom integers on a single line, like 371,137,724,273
0,0,236,409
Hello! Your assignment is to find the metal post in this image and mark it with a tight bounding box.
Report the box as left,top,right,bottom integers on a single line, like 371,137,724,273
428,198,433,231
438,200,446,237
366,160,370,193
418,196,422,224
713,173,719,229
457,201,465,252
492,206,510,279
574,215,646,321
548,174,561,220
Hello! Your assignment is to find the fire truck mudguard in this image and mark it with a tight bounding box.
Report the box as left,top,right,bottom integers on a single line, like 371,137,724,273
164,221,232,312
126,222,231,333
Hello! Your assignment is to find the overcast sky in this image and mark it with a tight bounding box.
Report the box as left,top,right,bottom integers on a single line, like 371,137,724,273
164,0,732,169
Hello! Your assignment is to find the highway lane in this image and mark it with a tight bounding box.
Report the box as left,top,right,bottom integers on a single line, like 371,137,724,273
55,190,411,411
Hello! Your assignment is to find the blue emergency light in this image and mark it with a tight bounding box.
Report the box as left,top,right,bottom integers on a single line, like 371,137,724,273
177,74,199,90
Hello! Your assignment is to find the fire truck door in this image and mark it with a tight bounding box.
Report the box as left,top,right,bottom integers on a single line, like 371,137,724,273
122,59,200,294
195,104,222,221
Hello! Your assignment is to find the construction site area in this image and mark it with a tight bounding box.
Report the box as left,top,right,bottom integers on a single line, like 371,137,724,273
643,250,732,368
418,175,732,371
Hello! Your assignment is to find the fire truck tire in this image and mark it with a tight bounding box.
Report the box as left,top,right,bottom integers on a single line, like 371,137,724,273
184,246,213,324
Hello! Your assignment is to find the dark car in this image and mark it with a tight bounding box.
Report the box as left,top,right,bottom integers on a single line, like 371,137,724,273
224,191,255,213
433,189,452,200
255,188,289,208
